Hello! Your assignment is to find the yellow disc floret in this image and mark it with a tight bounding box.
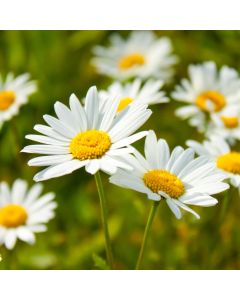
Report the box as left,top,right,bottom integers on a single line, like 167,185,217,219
0,91,15,111
70,130,111,160
117,97,134,112
143,169,185,199
0,204,28,228
221,116,239,129
119,53,145,70
217,152,240,174
195,91,226,112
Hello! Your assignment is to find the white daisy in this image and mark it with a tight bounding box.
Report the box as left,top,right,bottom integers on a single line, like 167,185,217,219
22,86,151,181
92,31,177,81
172,61,240,131
99,78,168,113
0,179,56,250
110,131,229,219
0,73,36,125
187,136,240,188
206,105,240,144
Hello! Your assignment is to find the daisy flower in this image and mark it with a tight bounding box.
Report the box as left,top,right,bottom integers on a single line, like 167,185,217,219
22,86,151,182
99,78,168,113
172,61,240,131
0,179,56,250
110,131,228,219
206,105,240,144
0,73,36,125
92,31,177,81
187,136,240,188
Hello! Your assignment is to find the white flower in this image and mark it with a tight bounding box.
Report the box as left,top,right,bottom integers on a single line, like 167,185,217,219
0,73,36,125
172,61,240,131
92,31,177,81
110,131,228,219
206,105,240,144
22,86,151,181
99,78,168,113
0,179,56,250
187,136,240,188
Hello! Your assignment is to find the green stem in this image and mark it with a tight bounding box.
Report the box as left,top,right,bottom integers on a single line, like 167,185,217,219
136,201,160,270
94,172,114,269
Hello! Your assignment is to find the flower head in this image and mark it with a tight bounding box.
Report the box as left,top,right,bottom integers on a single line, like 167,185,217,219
172,62,240,131
0,73,36,125
0,179,56,250
206,105,240,144
99,79,168,113
110,131,228,219
92,31,177,81
22,86,151,181
187,136,240,188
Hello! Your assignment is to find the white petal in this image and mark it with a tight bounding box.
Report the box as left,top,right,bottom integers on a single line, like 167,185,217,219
85,86,99,129
157,139,170,169
24,183,43,206
69,93,88,132
85,160,100,174
5,230,17,250
144,130,158,168
16,227,35,244
174,200,200,219
33,160,88,182
28,154,73,167
111,131,148,150
166,199,182,219
11,179,28,204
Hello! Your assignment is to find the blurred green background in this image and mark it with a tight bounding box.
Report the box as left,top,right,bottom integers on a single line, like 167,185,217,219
1,30,240,270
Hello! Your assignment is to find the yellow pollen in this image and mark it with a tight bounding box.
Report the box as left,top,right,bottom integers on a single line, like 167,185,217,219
221,116,239,129
0,91,15,111
117,97,134,112
70,130,111,160
0,204,28,228
143,169,185,199
217,152,240,174
195,91,226,112
119,53,145,70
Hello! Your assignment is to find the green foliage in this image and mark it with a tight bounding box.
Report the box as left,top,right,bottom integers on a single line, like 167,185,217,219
1,31,240,270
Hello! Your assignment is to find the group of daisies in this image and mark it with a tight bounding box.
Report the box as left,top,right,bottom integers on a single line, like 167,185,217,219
0,31,239,252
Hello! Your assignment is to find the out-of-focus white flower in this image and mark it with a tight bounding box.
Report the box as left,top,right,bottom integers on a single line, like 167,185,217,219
0,179,56,250
99,79,168,113
172,62,240,131
0,73,36,125
206,105,240,144
92,31,177,81
187,136,240,188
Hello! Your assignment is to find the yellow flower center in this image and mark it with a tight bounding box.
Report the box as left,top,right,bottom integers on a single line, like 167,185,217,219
217,152,240,174
70,130,111,160
0,204,28,228
117,97,134,112
195,91,226,112
0,91,16,111
119,53,145,70
221,116,239,129
143,169,185,199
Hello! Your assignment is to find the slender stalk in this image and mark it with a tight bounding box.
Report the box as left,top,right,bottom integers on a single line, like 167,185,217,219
94,171,114,269
136,201,160,270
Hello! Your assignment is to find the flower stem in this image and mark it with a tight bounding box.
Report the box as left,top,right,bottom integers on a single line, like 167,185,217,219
136,201,160,270
94,171,114,269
